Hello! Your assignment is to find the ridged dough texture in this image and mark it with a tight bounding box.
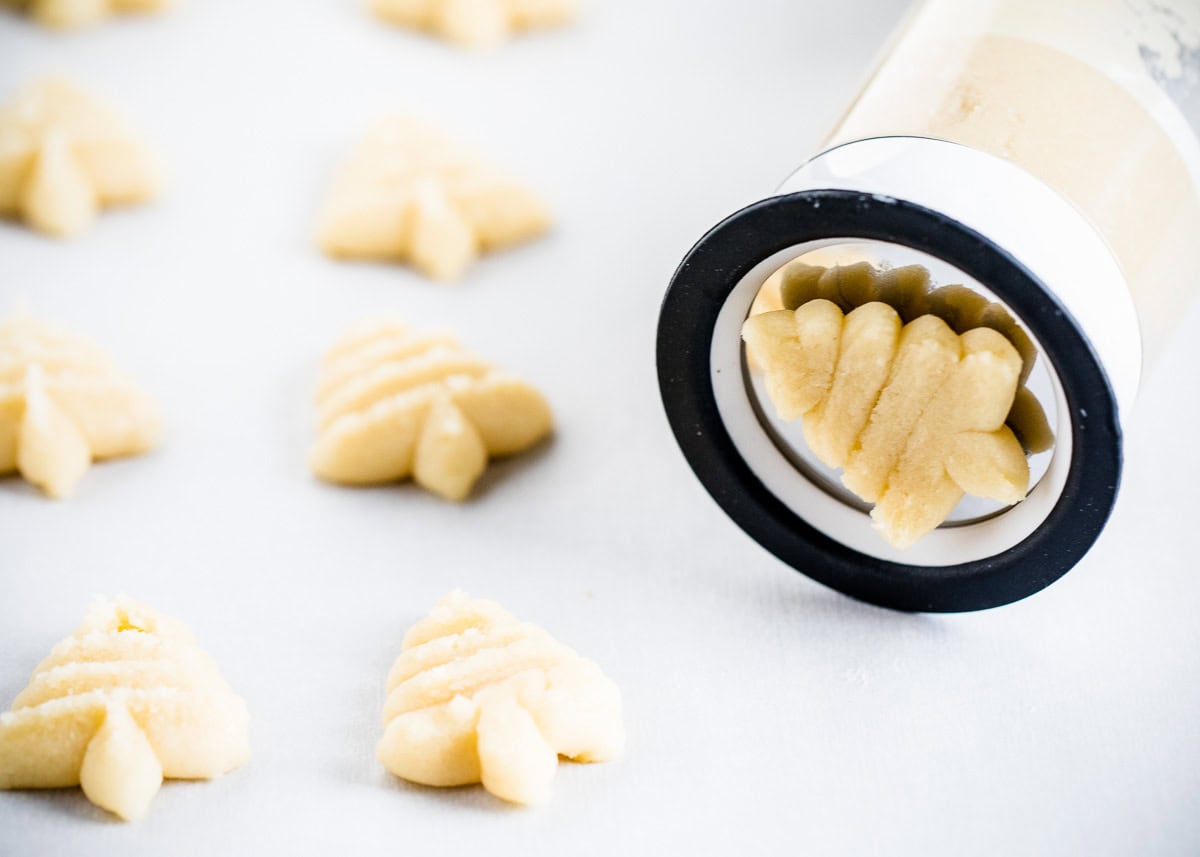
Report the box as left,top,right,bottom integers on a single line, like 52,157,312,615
317,116,550,281
0,597,250,821
378,590,624,806
744,261,1052,549
765,260,1052,450
310,318,553,501
371,0,577,48
0,78,162,237
0,309,160,498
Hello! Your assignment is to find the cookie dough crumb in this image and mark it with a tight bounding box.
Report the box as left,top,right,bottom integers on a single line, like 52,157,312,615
371,0,577,49
310,318,552,500
0,308,160,498
377,590,623,806
0,0,168,29
317,116,550,281
0,78,162,237
0,597,250,821
744,299,1030,548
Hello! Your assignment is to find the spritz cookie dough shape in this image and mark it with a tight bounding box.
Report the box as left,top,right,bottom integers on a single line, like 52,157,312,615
0,78,162,237
767,260,1054,453
0,309,160,498
0,0,168,28
0,597,250,821
744,273,1034,549
310,318,553,501
371,0,577,49
317,117,550,281
378,590,624,806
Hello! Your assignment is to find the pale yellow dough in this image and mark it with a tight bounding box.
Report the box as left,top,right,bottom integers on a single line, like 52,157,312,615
744,274,1036,548
0,597,250,821
0,309,160,498
0,0,166,28
765,260,1053,453
310,318,552,501
317,116,550,281
0,78,162,238
377,590,624,806
371,0,577,49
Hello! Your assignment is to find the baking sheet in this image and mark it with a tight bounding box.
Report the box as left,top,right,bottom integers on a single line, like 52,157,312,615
2,1,1199,854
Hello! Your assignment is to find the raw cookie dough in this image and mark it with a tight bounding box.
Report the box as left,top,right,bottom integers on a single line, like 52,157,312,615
310,318,552,501
0,308,161,498
0,597,250,821
770,260,1053,453
0,78,162,237
744,292,1032,549
0,0,167,28
371,0,577,49
377,590,624,806
317,116,550,281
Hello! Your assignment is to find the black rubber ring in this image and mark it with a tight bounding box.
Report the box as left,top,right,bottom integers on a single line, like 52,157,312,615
656,189,1122,612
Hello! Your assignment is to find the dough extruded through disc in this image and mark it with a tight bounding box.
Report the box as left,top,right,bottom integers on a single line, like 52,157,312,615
745,270,1040,548
0,597,250,821
377,590,624,806
765,260,1053,454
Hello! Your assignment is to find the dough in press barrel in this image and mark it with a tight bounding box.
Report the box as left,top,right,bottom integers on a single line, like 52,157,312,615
378,590,624,806
0,597,250,821
744,276,1036,548
0,308,161,498
371,0,577,49
0,78,162,237
310,318,553,501
0,0,167,29
317,116,550,281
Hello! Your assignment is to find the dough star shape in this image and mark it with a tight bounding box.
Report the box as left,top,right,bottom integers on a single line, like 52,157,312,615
317,116,550,281
0,78,162,238
744,298,1032,549
0,309,161,498
378,590,624,806
310,318,553,501
371,0,577,49
0,0,167,28
0,597,250,821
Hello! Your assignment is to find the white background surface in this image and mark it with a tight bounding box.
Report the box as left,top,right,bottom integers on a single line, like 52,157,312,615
2,1,1199,854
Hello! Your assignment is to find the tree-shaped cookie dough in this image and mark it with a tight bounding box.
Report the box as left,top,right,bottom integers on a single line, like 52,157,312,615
0,0,166,28
763,260,1053,453
371,0,577,49
311,318,552,501
378,590,623,806
0,309,161,498
0,597,250,821
0,78,162,237
744,260,1050,548
317,116,550,281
